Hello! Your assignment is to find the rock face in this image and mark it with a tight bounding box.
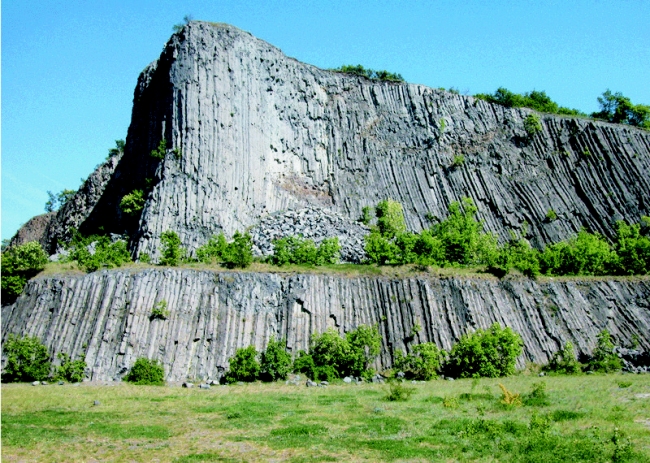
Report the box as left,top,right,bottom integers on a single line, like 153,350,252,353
2,268,648,381
8,212,56,249
37,21,649,260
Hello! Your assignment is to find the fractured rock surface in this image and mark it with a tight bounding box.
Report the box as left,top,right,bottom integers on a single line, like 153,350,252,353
2,269,648,381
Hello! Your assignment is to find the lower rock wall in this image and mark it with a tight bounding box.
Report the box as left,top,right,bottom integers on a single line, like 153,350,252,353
2,269,649,381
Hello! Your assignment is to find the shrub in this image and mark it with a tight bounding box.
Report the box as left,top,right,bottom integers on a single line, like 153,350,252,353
499,383,522,407
584,330,622,373
107,139,125,159
124,358,165,385
260,337,292,381
224,346,260,383
523,382,550,407
150,139,167,160
222,231,253,268
592,90,650,128
540,229,615,276
67,234,131,273
523,114,543,138
345,325,382,378
120,190,145,216
613,220,650,275
546,209,557,221
359,206,374,225
446,323,523,378
2,334,51,382
376,199,407,239
474,87,584,116
159,231,184,266
150,300,169,321
452,154,465,167
310,328,350,379
394,342,444,380
195,234,228,264
544,341,582,375
54,353,86,383
333,65,404,82
270,236,340,266
293,350,317,379
386,382,414,401
1,241,49,300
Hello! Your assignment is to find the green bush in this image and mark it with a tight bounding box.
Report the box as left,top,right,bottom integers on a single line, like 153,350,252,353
544,341,582,375
269,236,340,266
446,323,523,378
195,232,253,268
376,199,407,239
120,190,145,216
67,233,131,272
386,382,414,401
54,353,86,383
345,325,382,378
523,114,543,138
260,337,292,381
124,358,165,385
292,350,317,379
584,330,622,373
359,206,374,225
106,139,125,159
310,328,350,379
2,334,51,382
613,220,650,275
150,300,169,321
150,139,167,160
394,342,445,380
546,209,558,221
452,154,465,167
591,90,650,129
159,231,184,266
224,346,260,383
222,231,253,268
333,64,404,82
195,234,228,263
1,241,49,299
523,382,550,406
474,87,584,116
540,229,615,276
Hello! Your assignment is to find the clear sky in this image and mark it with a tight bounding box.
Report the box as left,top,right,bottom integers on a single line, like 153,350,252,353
2,0,649,241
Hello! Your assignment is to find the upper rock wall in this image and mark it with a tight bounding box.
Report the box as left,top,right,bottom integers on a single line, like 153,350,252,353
47,22,650,258
2,268,648,381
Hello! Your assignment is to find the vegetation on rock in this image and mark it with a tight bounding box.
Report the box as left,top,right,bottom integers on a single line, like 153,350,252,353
332,64,404,82
65,231,131,272
1,334,51,382
269,236,340,266
124,358,165,385
1,241,49,300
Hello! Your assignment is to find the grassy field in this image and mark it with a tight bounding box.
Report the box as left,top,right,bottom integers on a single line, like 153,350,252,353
2,374,650,462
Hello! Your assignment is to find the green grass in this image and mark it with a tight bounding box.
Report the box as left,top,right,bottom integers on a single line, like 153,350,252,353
3,374,650,462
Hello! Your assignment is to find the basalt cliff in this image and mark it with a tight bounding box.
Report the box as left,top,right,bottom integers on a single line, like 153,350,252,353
3,22,650,380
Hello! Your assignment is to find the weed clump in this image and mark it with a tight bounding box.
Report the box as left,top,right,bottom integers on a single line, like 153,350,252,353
386,382,414,401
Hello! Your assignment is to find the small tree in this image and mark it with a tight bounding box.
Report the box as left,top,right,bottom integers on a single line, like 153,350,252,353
120,190,145,216
375,199,406,238
224,346,260,383
293,350,317,379
260,337,292,381
124,358,165,385
346,325,382,378
310,328,351,379
159,231,184,266
2,334,51,382
523,114,542,138
446,323,523,378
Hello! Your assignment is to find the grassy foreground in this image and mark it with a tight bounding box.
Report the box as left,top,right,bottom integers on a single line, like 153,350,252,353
2,375,650,462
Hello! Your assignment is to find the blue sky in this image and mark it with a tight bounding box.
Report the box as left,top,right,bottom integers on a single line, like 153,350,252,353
2,0,649,240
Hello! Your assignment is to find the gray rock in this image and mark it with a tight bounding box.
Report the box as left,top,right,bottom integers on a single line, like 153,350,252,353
397,371,405,378
93,400,101,406
2,268,649,382
319,381,329,386
58,381,65,385
306,380,317,387
40,381,48,385
31,381,40,386
32,21,649,262
182,382,194,388
343,376,352,383
199,383,211,389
